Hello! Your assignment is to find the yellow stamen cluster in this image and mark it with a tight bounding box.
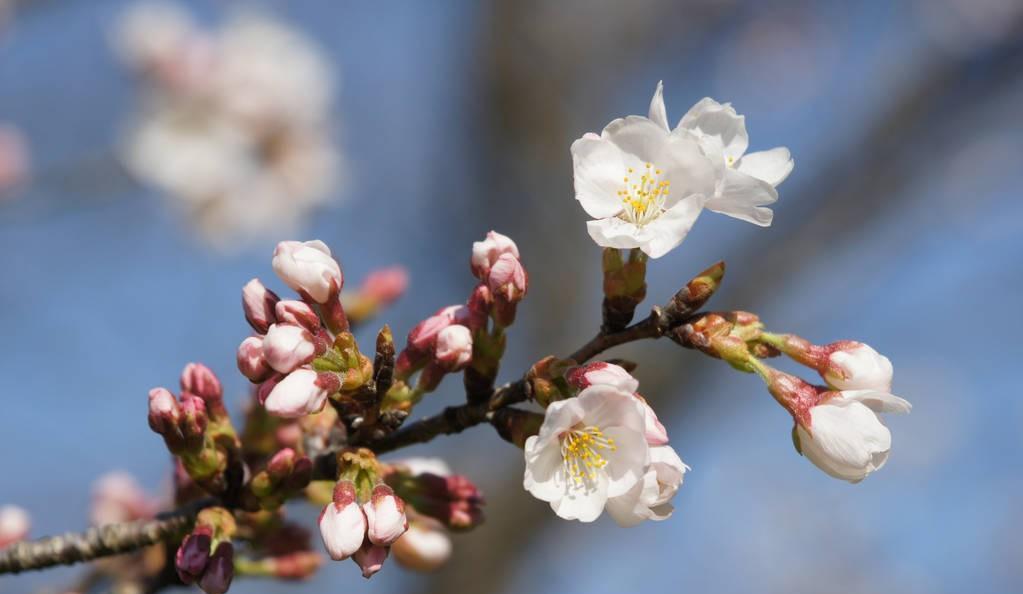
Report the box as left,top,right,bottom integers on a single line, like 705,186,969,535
617,162,670,226
561,426,617,485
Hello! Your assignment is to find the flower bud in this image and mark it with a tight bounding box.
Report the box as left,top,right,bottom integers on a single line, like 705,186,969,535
256,373,284,405
147,387,181,436
391,518,452,573
0,505,30,549
765,369,822,428
318,480,366,561
237,336,273,382
434,325,472,371
198,541,234,594
179,394,209,441
275,300,321,332
242,278,279,334
359,266,408,307
466,284,491,333
353,542,389,579
822,341,893,392
175,529,212,584
272,240,343,304
664,261,725,323
263,324,318,374
264,368,334,418
487,252,528,304
91,472,156,526
363,484,408,546
407,307,464,354
471,231,519,280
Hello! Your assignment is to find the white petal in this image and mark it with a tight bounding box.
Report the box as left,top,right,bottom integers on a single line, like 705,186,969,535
578,385,647,434
603,116,671,164
736,147,793,186
523,438,567,503
678,97,748,163
550,472,608,523
602,425,648,498
705,168,777,226
530,397,586,452
606,471,659,527
636,195,707,259
648,81,669,132
800,402,892,483
656,133,717,207
586,217,644,251
571,136,628,219
837,390,912,414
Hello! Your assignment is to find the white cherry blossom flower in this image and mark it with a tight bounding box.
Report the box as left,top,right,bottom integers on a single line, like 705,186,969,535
571,87,716,258
523,384,650,522
794,389,911,483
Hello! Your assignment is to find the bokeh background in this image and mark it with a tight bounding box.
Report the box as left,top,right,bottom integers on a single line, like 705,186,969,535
2,0,1023,593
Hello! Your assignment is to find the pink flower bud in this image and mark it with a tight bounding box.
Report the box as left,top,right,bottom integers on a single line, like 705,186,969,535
363,484,408,546
471,231,519,280
263,324,318,374
175,529,212,584
407,308,460,354
466,284,491,333
91,472,156,526
198,541,234,594
822,341,893,392
275,300,321,332
180,363,223,402
147,387,181,435
242,278,279,334
266,448,297,482
487,252,528,303
0,505,30,549
256,373,283,406
237,336,273,382
272,240,343,304
391,518,452,573
353,542,389,579
179,394,208,440
264,369,334,418
434,325,472,371
360,266,409,307
318,481,366,561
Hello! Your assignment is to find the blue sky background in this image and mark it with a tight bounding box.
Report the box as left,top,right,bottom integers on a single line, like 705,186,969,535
2,1,1022,593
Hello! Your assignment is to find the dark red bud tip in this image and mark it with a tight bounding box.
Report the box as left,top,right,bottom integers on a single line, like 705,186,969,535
198,541,234,594
175,532,212,584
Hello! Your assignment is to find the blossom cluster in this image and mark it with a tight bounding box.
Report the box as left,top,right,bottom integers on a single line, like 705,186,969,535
114,2,341,245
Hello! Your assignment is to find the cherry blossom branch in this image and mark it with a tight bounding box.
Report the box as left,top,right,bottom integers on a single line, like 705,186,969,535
0,497,217,575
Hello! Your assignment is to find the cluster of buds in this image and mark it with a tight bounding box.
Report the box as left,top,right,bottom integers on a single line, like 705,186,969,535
242,448,313,511
148,364,240,495
239,241,379,419
385,459,485,532
175,507,237,594
385,231,528,409
674,308,911,483
0,505,29,549
318,450,408,578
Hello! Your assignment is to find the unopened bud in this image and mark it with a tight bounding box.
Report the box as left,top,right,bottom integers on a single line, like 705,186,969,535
181,363,222,403
601,248,647,332
237,336,273,383
318,480,366,561
242,278,279,334
179,394,208,441
359,266,408,307
363,484,408,546
0,505,30,549
471,231,520,280
434,325,473,371
665,261,725,323
263,369,335,418
491,408,544,449
263,324,319,374
466,284,492,333
391,518,451,573
272,240,343,304
198,541,234,594
175,529,212,584
765,369,823,428
147,387,181,436
274,300,320,332
353,542,389,579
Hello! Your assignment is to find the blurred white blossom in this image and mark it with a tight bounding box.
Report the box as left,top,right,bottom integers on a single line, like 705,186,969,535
114,2,342,247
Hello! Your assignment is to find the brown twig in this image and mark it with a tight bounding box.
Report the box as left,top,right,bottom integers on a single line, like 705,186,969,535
0,497,217,575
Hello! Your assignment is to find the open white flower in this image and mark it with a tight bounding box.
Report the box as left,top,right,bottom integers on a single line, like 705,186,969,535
523,384,650,522
606,445,688,527
671,89,794,226
794,389,911,483
571,88,715,258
